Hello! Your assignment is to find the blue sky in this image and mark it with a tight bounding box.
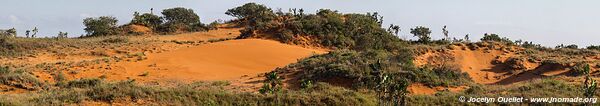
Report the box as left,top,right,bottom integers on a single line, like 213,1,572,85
0,0,598,47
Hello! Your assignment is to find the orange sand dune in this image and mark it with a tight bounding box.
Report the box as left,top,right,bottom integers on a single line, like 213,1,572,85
78,39,326,84
408,83,467,95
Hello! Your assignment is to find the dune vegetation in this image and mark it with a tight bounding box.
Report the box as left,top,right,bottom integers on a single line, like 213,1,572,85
0,2,599,105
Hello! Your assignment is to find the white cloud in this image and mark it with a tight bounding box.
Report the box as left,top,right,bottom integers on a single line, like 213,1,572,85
9,15,20,24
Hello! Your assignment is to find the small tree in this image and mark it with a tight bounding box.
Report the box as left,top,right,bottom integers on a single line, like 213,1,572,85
583,64,596,106
442,25,449,41
481,33,512,43
387,24,400,36
587,45,600,51
556,44,579,49
57,31,68,38
464,34,470,42
225,2,276,27
371,60,410,106
25,30,30,38
31,27,38,38
131,12,162,28
259,71,283,94
83,16,119,36
410,26,431,43
161,7,200,26
158,7,203,32
226,3,273,19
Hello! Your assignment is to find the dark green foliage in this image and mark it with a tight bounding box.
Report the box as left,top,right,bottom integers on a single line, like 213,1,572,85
156,7,211,33
299,80,313,89
4,28,17,37
442,25,449,41
225,2,276,27
520,41,545,49
259,72,283,94
83,16,119,36
228,3,404,51
556,44,579,49
131,12,162,28
161,7,200,26
410,26,432,43
371,60,410,105
587,45,600,51
57,31,68,38
412,65,471,87
480,33,512,43
30,27,39,38
387,24,401,36
274,49,469,90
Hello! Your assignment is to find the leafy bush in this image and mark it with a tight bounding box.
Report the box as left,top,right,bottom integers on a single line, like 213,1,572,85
162,7,200,26
410,26,432,43
480,33,512,43
587,45,600,51
259,72,283,94
155,7,212,33
83,16,119,36
225,2,276,27
273,48,470,90
227,3,405,51
556,44,579,49
412,65,471,87
572,63,591,76
130,12,162,28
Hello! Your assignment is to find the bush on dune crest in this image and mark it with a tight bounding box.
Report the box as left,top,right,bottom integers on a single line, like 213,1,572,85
82,7,216,37
274,49,470,89
226,3,405,51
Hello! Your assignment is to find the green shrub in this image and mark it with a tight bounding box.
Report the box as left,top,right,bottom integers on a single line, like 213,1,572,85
130,12,162,28
156,7,210,33
410,26,432,43
412,65,471,87
555,44,579,49
227,3,405,51
259,72,282,94
225,2,276,27
587,45,600,51
83,16,119,36
572,63,590,76
162,7,200,26
480,33,512,44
